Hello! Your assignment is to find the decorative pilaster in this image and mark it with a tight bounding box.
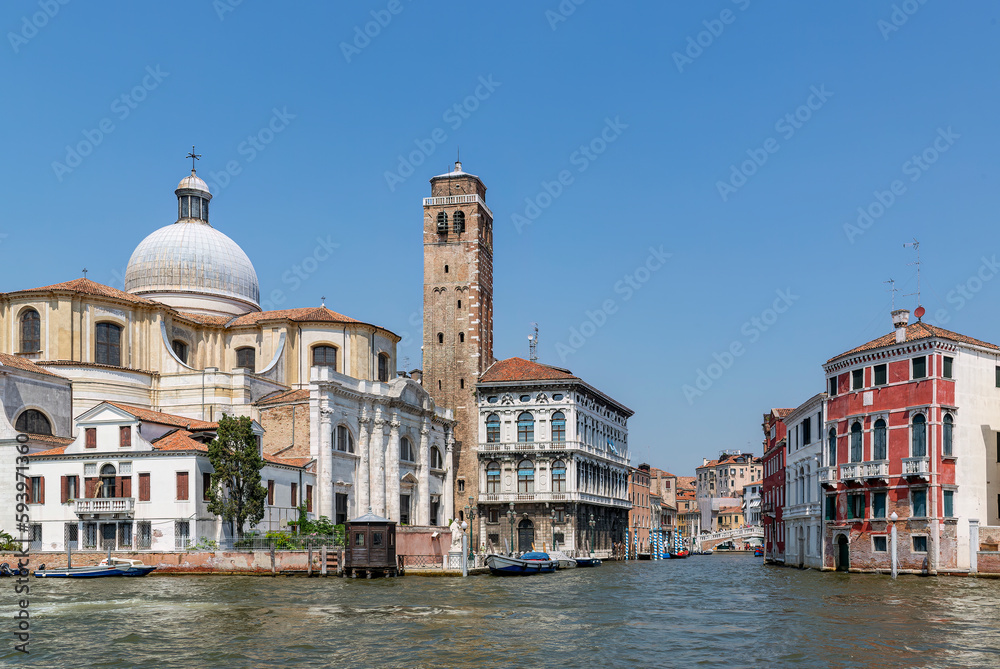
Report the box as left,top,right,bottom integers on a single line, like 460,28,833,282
356,403,371,515
418,418,431,525
387,411,401,521
372,402,387,517
318,404,334,520
444,425,455,524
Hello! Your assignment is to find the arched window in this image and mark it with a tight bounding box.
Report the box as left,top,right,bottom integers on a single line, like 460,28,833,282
171,340,189,364
551,412,566,442
828,428,837,466
20,309,39,353
873,419,887,460
436,211,448,234
517,412,534,443
912,413,927,457
486,461,501,493
400,437,414,462
850,422,863,463
313,345,337,371
236,347,255,370
459,332,465,343
943,414,954,456
378,353,390,382
437,332,444,344
430,447,444,470
100,464,116,498
486,413,501,443
95,322,122,366
453,210,465,233
336,425,355,453
518,459,535,493
552,459,566,492
15,409,51,435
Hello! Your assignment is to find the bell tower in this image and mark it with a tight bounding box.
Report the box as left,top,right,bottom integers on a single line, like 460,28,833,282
422,161,494,519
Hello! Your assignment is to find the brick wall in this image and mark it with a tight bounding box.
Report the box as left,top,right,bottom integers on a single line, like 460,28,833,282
0,550,325,574
260,401,311,458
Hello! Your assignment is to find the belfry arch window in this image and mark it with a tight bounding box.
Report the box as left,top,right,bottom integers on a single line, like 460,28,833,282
453,211,465,233
436,211,448,234
20,309,40,353
95,322,122,366
15,409,51,435
912,413,927,457
313,345,338,371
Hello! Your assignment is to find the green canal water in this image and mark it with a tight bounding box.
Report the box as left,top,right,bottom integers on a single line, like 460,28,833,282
5,554,1000,668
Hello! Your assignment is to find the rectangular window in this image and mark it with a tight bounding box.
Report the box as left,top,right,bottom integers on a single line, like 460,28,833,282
118,522,132,549
852,369,864,390
943,356,953,379
307,485,314,513
335,493,348,526
872,491,887,519
290,482,298,507
873,536,888,552
874,364,887,386
996,365,1000,388
203,472,212,501
84,523,97,549
400,494,410,524
803,417,811,445
29,476,44,504
828,377,837,396
847,493,865,520
175,521,190,549
29,524,42,551
85,427,96,449
488,508,499,523
137,521,152,549
825,495,836,521
65,523,79,549
912,356,927,379
119,426,131,448
176,471,189,501
139,473,150,501
912,535,928,552
266,480,275,506
943,490,954,517
458,479,466,493
912,489,927,517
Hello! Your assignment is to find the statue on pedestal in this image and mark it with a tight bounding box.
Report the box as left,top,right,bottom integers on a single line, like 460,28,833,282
449,519,464,552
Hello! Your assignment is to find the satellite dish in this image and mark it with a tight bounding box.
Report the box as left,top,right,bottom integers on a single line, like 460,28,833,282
914,306,926,320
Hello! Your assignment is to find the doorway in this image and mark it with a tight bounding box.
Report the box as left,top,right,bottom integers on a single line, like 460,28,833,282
836,534,849,571
518,519,534,553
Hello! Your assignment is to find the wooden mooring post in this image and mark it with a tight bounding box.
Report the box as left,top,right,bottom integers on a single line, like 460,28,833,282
308,546,313,576
321,545,328,576
270,544,276,575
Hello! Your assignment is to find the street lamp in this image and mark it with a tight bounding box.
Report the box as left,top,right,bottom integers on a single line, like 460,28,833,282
464,496,477,562
506,502,516,555
588,513,596,557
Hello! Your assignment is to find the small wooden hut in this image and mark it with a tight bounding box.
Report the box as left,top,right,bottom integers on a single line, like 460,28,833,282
343,511,398,578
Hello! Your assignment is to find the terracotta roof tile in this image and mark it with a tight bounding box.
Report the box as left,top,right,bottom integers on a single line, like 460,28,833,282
480,357,579,383
175,312,231,326
39,360,159,376
268,456,313,468
30,444,70,456
829,322,1000,363
771,408,794,419
11,278,157,305
257,389,309,406
0,353,65,378
227,306,360,327
151,429,208,452
106,402,216,430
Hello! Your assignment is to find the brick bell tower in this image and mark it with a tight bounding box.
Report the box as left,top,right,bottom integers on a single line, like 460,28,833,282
422,160,494,522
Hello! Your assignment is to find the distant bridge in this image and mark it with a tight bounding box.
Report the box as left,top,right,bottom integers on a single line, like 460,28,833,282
695,526,764,551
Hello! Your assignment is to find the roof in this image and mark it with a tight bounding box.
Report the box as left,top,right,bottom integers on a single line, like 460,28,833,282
10,278,157,305
719,506,742,513
175,312,231,326
480,357,579,383
771,408,794,419
257,389,309,406
0,353,65,379
349,511,393,524
104,402,216,430
227,306,360,327
829,322,1000,363
151,429,308,468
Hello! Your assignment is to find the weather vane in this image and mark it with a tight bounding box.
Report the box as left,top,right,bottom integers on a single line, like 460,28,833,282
186,145,202,172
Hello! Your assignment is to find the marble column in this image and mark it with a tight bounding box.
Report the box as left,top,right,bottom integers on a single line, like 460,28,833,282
387,411,401,522
444,425,455,524
356,403,370,514
417,418,431,525
371,402,387,517
318,404,334,520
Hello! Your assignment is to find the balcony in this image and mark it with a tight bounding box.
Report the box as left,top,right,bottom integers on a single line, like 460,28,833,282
478,440,629,465
478,490,631,509
423,193,493,218
784,502,821,519
819,466,838,487
840,463,862,482
73,497,135,517
902,456,931,479
861,460,889,481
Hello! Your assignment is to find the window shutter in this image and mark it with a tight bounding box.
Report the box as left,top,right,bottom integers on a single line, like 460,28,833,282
176,472,189,500
85,428,96,448
61,476,69,504
85,477,97,498
306,485,313,513
120,426,131,447
267,480,275,506
115,476,123,498
121,476,132,498
139,473,150,502
39,477,45,504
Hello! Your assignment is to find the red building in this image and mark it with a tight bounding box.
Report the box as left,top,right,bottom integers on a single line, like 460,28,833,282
762,408,792,563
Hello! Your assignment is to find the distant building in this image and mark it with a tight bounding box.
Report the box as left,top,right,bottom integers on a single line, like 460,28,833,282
782,393,825,568
742,480,762,527
629,464,652,553
762,409,791,563
717,505,744,533
696,451,762,531
676,487,700,543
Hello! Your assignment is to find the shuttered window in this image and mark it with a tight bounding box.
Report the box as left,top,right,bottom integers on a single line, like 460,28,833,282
306,485,313,513
176,472,189,501
290,482,298,507
119,426,131,447
267,480,275,506
120,476,132,498
85,428,96,449
138,473,150,501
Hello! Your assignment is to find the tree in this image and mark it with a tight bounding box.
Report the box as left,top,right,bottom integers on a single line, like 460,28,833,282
206,414,267,536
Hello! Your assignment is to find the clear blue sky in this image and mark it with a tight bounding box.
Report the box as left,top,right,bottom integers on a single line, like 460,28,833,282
3,1,998,475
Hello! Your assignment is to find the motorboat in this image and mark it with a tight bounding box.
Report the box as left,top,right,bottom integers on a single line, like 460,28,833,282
485,552,558,575
33,557,156,578
0,562,26,577
754,547,765,557
549,551,578,569
574,557,602,567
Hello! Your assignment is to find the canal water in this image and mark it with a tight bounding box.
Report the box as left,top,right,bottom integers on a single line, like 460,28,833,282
6,554,1000,668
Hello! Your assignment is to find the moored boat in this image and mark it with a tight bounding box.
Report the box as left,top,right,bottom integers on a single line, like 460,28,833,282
33,557,156,578
574,557,602,567
485,552,558,575
549,551,577,569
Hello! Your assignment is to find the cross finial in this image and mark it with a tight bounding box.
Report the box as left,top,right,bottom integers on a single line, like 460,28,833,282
186,145,202,173
82,268,88,278
321,296,326,307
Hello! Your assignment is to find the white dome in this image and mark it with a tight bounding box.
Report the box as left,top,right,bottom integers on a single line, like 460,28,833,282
177,172,210,192
124,221,260,313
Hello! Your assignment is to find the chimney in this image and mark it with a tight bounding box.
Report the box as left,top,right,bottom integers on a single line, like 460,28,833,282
453,161,463,173
892,309,910,343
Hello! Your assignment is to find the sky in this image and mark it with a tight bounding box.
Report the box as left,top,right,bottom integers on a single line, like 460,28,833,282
3,1,999,476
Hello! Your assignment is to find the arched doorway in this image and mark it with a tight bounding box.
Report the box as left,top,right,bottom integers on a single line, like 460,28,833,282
836,534,849,571
518,519,534,553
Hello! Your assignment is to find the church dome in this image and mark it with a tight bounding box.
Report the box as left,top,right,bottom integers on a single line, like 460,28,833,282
124,169,260,316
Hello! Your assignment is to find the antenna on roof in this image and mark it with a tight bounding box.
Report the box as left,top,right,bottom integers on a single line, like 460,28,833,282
903,239,922,317
528,323,539,363
883,278,897,310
